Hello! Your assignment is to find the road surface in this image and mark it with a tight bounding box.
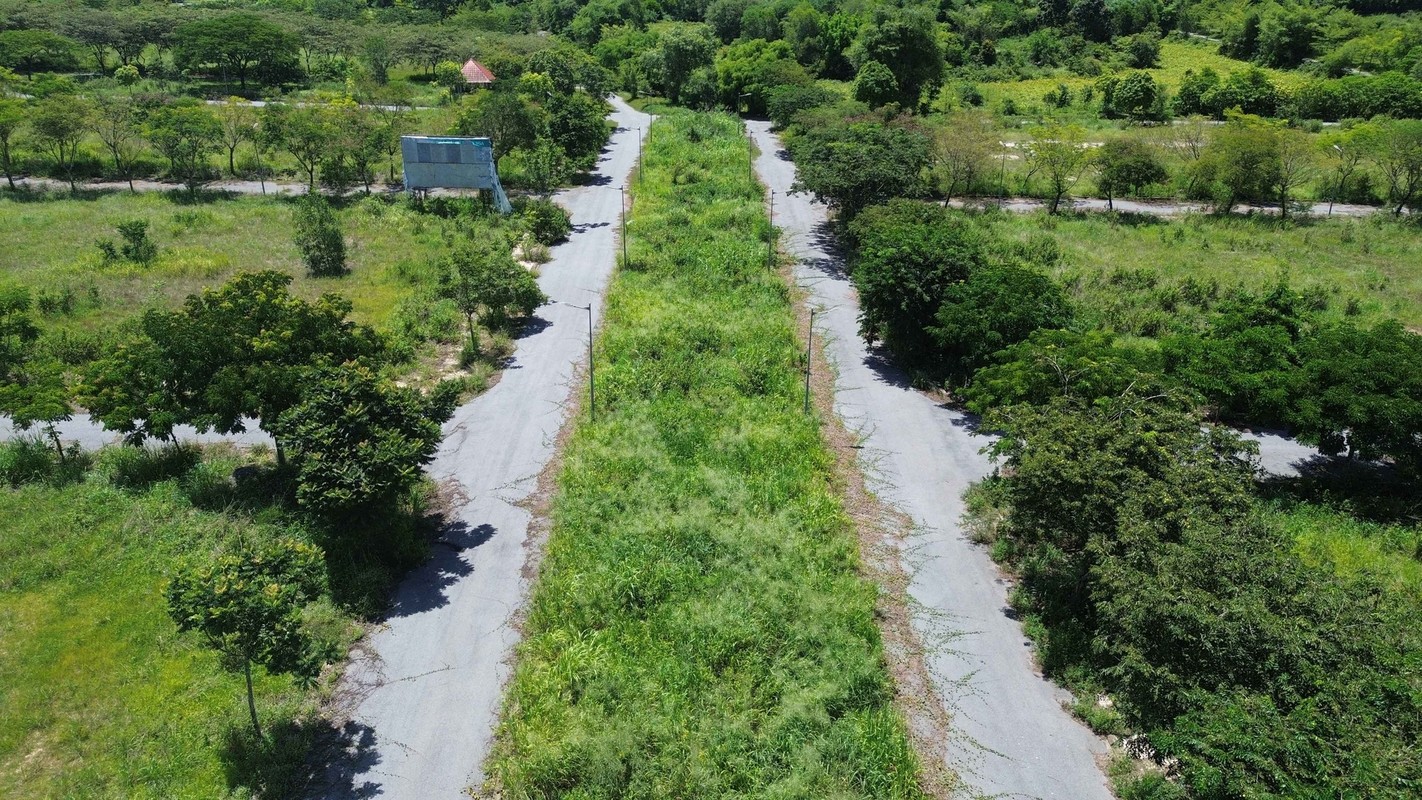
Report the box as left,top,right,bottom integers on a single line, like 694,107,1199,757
308,97,651,798
752,120,1116,800
749,122,1335,798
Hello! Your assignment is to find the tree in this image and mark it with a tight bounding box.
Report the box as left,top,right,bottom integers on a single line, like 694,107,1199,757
846,200,987,365
0,98,24,190
81,272,379,453
930,264,1072,377
293,196,347,278
1358,118,1422,215
0,287,71,459
782,4,825,70
1068,0,1111,42
214,97,256,177
1274,127,1316,219
270,366,457,514
0,29,78,75
372,105,412,185
716,38,811,116
1025,124,1089,214
93,94,144,192
790,121,933,220
646,25,716,105
852,60,898,109
546,92,611,168
1320,128,1366,214
30,95,93,193
1292,320,1422,468
934,110,997,201
147,104,222,194
173,14,301,89
264,103,338,192
454,91,548,160
961,329,1169,414
438,243,547,344
707,0,751,43
1103,71,1165,121
360,32,396,85
167,538,326,737
846,8,944,110
1094,136,1168,210
1194,114,1281,212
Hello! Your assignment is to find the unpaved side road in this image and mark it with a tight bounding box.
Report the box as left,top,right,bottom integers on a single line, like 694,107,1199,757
313,97,651,799
751,121,1117,800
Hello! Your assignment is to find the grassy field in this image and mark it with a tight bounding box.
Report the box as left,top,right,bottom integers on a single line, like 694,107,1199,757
0,443,350,799
970,39,1305,115
0,190,452,333
482,111,928,797
1271,503,1422,601
982,210,1422,330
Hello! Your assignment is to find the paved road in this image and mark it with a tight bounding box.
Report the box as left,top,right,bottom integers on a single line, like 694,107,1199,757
311,97,651,799
0,414,273,450
952,194,1384,218
750,123,1333,798
750,120,1116,800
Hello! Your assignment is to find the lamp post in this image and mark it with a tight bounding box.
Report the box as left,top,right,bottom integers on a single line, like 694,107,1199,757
804,308,815,414
619,185,627,266
636,127,642,184
561,301,595,422
768,191,775,267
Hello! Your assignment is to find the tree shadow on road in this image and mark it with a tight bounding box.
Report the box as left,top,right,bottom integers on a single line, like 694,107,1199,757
1258,455,1416,526
383,520,496,620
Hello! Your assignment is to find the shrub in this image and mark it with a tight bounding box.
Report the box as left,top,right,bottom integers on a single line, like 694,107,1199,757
292,195,347,277
117,219,158,265
518,197,573,245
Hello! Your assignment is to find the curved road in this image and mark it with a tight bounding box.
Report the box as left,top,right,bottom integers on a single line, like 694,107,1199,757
750,121,1328,799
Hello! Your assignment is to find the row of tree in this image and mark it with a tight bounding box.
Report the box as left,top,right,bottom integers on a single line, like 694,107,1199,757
839,199,1422,471
784,98,1422,218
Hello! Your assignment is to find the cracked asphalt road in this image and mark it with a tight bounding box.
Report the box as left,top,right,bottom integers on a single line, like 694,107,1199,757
312,97,651,799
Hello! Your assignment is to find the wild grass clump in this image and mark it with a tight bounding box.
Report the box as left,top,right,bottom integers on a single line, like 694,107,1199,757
483,111,927,798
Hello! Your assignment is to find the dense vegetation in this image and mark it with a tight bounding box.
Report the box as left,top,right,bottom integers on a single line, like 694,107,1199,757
484,110,927,798
968,397,1421,798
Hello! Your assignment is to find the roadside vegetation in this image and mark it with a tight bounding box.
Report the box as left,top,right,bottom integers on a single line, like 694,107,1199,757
483,110,927,799
0,434,443,798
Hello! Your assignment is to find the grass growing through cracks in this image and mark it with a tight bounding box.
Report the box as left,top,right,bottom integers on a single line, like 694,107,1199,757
483,111,926,798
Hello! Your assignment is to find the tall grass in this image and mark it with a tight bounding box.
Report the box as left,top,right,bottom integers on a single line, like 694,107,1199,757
482,111,927,798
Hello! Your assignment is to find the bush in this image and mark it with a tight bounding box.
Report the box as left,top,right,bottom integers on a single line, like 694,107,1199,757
117,220,158,265
518,197,573,245
292,195,347,277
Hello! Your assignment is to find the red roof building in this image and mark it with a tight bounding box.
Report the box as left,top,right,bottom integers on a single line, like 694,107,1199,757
460,59,496,86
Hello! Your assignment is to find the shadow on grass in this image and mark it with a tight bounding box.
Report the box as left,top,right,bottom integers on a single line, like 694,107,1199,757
1258,455,1418,526
223,717,382,800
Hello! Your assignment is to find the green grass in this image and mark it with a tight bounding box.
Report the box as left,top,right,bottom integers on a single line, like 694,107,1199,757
0,443,351,799
1271,504,1422,601
972,39,1305,115
0,191,451,332
483,111,928,798
982,211,1422,330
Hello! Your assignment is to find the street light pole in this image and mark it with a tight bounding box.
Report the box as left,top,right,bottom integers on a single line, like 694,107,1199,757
619,185,627,266
636,127,642,184
768,191,775,267
804,308,815,414
561,302,596,422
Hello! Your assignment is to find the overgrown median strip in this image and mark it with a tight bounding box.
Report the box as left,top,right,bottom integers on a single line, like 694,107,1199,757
481,110,925,798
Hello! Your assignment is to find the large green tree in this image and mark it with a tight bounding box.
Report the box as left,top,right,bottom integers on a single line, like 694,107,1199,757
147,104,223,193
30,95,93,193
270,366,457,514
79,272,379,454
438,242,547,343
173,14,300,88
846,8,944,110
790,121,932,220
